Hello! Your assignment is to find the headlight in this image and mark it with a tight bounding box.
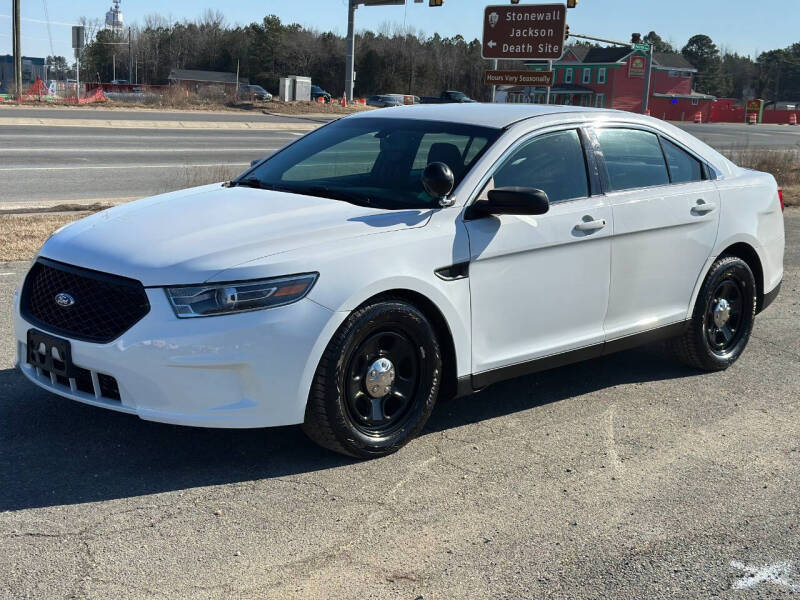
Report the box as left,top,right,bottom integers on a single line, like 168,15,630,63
165,273,318,318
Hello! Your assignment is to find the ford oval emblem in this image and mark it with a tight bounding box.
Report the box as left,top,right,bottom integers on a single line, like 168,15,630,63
55,292,75,308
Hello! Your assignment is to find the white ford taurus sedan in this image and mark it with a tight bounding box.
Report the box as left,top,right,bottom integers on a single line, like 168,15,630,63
14,104,785,457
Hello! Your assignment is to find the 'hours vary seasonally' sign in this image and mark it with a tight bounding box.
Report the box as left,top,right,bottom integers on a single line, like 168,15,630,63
484,70,555,86
481,4,567,60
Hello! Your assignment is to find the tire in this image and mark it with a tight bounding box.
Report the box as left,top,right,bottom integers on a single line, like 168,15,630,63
302,299,442,458
669,256,757,371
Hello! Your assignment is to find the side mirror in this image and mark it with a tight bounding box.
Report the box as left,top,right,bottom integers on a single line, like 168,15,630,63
250,158,262,167
422,162,455,199
467,187,550,219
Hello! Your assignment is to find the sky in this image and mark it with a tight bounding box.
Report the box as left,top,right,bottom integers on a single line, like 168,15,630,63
0,0,794,61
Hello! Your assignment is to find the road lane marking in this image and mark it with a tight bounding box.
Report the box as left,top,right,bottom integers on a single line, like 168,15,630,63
730,560,800,592
0,163,251,172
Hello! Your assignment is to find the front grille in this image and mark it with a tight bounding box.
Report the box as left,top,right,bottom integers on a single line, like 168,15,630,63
21,258,150,343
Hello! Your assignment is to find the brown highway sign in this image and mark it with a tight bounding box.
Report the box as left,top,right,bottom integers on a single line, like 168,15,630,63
482,3,566,60
484,70,554,86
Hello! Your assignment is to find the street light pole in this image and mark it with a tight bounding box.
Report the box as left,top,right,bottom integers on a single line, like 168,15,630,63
345,0,357,102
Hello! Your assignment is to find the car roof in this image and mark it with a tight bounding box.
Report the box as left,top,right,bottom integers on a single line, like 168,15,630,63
345,103,619,129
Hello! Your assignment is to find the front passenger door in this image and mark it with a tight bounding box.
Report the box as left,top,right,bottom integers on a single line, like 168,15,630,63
464,129,612,376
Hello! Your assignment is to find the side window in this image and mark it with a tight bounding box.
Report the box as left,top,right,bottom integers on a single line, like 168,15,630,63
661,137,704,183
491,129,589,204
595,128,670,191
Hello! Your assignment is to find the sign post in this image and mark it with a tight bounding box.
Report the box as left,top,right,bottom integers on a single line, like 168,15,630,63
72,25,85,100
546,59,552,104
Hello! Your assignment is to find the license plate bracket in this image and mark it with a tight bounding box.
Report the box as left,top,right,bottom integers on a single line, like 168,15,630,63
27,329,77,378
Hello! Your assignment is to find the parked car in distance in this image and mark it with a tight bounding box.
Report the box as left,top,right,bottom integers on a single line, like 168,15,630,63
14,104,784,459
242,84,272,101
311,85,331,103
387,94,420,105
421,90,477,104
366,94,403,108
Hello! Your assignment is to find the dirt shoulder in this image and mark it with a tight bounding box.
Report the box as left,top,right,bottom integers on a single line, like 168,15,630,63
264,101,374,117
1,212,92,262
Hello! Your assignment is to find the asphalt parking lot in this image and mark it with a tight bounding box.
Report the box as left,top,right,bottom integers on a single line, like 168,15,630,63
0,210,798,599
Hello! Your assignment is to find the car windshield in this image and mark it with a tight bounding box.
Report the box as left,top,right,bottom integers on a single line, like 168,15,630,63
238,117,501,210
449,92,470,101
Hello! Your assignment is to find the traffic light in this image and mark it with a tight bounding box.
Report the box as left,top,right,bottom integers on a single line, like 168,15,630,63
567,0,578,7
429,0,443,5
564,24,570,40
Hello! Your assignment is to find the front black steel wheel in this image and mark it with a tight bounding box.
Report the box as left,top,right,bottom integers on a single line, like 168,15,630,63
669,256,757,371
303,298,441,458
345,331,422,437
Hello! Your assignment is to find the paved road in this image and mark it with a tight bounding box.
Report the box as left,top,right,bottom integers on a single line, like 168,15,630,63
0,126,306,205
0,105,331,124
675,122,800,150
0,210,797,598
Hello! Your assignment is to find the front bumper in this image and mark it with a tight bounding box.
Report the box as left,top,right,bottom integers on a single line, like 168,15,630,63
14,285,345,428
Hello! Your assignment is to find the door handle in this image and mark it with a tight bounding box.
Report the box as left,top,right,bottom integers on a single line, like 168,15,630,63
692,199,717,214
575,218,607,232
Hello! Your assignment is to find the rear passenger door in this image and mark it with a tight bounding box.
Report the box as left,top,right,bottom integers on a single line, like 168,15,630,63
592,127,720,339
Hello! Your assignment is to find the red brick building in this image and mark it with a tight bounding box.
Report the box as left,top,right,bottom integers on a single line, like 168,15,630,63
502,46,715,121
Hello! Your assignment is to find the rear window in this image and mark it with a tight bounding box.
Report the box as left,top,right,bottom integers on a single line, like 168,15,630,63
661,138,704,183
596,128,669,191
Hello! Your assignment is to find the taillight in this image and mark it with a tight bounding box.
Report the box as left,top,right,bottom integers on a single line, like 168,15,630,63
778,188,785,213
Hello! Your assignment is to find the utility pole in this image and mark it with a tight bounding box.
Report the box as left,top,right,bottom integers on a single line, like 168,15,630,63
128,28,133,83
12,0,22,98
345,0,356,102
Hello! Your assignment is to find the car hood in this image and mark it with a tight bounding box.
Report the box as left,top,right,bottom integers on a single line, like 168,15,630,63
39,184,433,286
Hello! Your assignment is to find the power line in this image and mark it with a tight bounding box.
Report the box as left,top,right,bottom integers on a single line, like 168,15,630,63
0,14,78,27
41,0,56,57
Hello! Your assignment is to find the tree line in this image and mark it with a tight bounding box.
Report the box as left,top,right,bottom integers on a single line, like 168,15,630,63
48,13,800,103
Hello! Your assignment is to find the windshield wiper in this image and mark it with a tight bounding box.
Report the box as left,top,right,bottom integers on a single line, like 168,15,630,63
234,177,264,189
232,180,387,209
289,185,377,207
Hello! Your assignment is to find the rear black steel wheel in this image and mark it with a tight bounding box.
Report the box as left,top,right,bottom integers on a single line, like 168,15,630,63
669,256,757,371
302,298,441,458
